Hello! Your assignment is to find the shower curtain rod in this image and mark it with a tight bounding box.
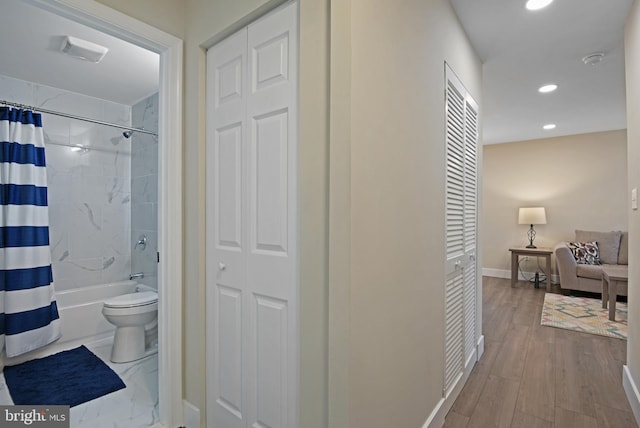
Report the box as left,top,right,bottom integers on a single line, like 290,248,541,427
0,99,158,137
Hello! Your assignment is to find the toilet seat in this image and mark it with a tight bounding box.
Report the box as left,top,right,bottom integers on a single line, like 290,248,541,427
104,291,158,308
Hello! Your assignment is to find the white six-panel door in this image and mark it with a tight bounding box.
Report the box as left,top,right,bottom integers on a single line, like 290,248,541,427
205,2,298,427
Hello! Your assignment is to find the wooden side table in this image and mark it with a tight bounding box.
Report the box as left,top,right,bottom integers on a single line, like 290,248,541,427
601,267,628,321
509,247,553,291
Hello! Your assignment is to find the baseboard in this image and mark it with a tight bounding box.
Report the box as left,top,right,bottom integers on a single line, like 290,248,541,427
624,365,640,425
420,362,472,428
421,396,446,428
482,268,559,284
421,341,482,428
482,268,511,279
183,399,200,428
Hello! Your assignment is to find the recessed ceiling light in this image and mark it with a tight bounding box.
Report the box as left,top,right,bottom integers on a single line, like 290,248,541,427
539,84,558,93
543,124,556,130
526,0,554,11
582,52,605,66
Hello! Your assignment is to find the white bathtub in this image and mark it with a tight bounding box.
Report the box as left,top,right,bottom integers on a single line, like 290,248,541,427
2,280,153,367
56,280,145,344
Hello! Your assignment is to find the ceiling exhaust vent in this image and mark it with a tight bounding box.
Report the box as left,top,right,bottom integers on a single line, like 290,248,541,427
61,36,108,63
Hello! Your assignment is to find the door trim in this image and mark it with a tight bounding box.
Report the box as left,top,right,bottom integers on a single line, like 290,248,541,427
25,1,184,426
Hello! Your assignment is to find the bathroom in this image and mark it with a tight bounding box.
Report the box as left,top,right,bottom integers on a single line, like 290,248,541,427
0,1,162,426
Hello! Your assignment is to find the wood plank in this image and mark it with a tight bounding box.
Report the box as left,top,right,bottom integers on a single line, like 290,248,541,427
510,410,553,428
467,375,520,428
554,330,597,417
514,334,555,422
442,409,469,428
529,306,555,344
583,335,634,413
554,406,598,428
491,323,530,380
508,285,542,326
594,403,638,427
451,338,500,416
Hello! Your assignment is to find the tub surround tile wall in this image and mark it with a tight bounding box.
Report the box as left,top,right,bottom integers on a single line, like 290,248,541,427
131,93,159,291
0,74,133,291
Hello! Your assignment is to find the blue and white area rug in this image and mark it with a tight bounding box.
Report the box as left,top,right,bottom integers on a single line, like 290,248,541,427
3,345,126,407
541,293,627,340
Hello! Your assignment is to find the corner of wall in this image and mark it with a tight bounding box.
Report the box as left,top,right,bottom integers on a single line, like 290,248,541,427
328,0,352,426
625,3,640,423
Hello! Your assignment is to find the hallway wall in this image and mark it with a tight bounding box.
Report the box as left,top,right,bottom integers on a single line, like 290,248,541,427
94,0,184,39
342,0,482,426
624,0,640,420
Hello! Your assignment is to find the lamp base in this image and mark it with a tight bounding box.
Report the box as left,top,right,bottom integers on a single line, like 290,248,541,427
526,224,537,249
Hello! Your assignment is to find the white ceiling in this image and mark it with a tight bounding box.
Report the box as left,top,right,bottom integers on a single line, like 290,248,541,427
451,0,633,145
0,0,159,107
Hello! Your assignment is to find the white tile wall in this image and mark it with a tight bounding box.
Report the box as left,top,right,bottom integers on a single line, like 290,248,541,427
131,93,159,291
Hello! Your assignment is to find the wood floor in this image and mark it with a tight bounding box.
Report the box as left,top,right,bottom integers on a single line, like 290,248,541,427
443,276,637,428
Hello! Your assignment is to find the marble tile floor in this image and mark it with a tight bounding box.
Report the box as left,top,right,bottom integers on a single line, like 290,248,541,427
0,338,159,428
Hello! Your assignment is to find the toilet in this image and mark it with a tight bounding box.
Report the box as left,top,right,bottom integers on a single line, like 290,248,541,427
102,291,158,363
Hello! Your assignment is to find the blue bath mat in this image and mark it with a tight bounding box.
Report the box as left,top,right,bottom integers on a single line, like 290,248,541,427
3,345,126,407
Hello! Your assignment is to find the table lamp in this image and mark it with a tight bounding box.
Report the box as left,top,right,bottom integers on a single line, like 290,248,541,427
518,207,546,248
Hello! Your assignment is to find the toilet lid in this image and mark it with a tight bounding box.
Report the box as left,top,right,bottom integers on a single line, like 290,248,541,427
104,291,158,308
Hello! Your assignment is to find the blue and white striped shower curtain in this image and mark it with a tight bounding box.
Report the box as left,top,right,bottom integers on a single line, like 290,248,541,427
0,106,61,357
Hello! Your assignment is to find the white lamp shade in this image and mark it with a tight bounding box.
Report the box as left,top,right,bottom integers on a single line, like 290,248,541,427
518,207,547,225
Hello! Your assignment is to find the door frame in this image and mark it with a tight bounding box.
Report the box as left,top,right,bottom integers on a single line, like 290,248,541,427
24,0,184,426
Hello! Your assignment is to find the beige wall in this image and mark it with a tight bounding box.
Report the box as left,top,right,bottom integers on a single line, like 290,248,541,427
482,130,628,275
341,0,482,426
625,0,640,415
95,0,184,38
328,1,351,425
94,0,483,426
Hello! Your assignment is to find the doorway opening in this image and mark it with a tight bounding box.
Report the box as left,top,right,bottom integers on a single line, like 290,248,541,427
6,0,183,425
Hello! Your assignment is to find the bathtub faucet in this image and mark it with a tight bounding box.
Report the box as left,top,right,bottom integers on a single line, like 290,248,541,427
129,272,144,280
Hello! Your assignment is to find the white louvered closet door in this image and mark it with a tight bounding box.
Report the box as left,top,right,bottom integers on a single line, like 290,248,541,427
444,64,479,397
205,2,299,427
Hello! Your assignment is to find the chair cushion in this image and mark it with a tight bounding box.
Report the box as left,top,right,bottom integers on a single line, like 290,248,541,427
576,264,605,280
575,230,622,264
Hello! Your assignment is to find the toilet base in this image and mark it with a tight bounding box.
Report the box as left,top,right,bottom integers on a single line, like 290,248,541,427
111,326,146,363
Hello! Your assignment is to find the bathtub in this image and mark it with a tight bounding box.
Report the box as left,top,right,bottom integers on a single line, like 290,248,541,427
2,280,154,367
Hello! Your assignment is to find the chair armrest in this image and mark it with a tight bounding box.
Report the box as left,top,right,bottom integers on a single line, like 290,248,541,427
555,242,577,289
